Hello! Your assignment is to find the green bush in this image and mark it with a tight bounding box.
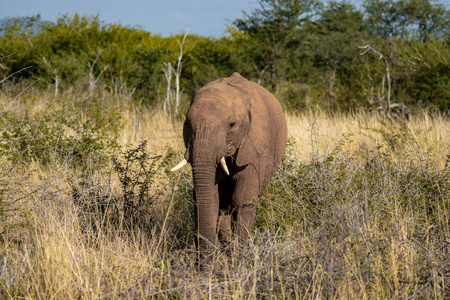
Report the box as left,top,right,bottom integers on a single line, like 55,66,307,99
0,107,120,169
2,3,449,112
110,141,167,231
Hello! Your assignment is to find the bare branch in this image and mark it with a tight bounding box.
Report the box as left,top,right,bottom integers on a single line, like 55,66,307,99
0,66,33,85
174,28,189,115
162,62,173,114
88,49,109,99
163,28,189,116
42,57,59,97
359,41,392,119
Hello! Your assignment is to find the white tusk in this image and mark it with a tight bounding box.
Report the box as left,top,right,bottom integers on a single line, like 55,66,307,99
171,159,187,172
220,157,230,175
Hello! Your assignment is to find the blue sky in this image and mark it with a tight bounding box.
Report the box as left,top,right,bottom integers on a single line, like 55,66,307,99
0,0,449,37
0,0,258,37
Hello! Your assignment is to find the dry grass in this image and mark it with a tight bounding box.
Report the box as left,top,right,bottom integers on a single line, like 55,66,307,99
286,110,449,163
0,87,449,299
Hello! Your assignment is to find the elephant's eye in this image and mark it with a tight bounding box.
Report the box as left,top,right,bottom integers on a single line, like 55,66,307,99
229,122,236,128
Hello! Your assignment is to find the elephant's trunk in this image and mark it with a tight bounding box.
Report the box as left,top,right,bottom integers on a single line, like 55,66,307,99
190,130,221,252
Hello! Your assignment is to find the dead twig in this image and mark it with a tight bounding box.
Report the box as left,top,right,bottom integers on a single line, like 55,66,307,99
163,28,188,115
359,41,394,119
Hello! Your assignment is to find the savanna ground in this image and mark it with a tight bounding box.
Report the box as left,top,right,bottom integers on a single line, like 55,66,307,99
0,83,448,299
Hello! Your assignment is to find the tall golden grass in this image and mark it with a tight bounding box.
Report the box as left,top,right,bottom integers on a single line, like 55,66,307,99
0,87,448,299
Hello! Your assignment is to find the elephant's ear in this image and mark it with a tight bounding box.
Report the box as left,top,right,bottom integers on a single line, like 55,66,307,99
227,74,270,167
235,104,258,167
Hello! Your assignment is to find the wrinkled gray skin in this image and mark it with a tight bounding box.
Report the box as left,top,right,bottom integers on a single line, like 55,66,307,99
181,73,287,253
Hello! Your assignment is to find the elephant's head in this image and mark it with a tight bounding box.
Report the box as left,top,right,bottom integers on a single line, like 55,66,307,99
183,78,254,169
171,72,287,251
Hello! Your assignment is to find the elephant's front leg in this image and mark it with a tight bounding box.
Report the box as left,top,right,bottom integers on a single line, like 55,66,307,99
232,168,261,246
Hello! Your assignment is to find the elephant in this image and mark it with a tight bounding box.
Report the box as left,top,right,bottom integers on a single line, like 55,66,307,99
171,72,287,253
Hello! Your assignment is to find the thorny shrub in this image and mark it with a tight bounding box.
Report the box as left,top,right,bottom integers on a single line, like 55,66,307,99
256,136,449,298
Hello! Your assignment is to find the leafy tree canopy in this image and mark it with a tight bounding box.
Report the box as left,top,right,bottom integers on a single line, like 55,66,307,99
0,0,449,112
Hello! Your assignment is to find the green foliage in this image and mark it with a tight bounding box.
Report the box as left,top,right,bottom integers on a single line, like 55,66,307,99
70,140,173,244
0,104,121,170
396,39,450,110
183,35,235,89
363,0,449,41
233,0,320,90
113,141,163,216
105,141,169,231
302,1,370,109
1,0,449,112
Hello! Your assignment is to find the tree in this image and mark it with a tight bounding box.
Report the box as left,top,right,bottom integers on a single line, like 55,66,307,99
304,1,368,109
363,0,449,41
0,15,45,80
233,0,320,90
